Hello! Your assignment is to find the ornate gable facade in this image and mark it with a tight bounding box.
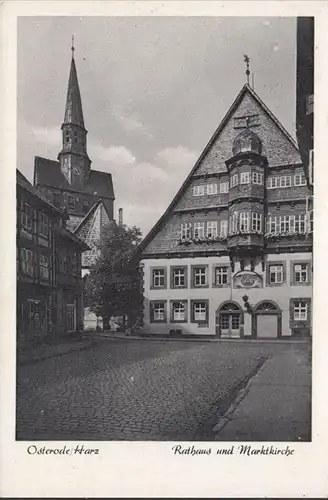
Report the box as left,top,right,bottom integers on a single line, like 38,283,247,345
139,84,309,258
137,83,313,341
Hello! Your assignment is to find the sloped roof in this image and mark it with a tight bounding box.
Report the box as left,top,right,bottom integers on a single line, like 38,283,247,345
135,83,301,257
64,56,85,128
73,198,112,236
55,225,90,251
34,156,115,199
17,169,66,218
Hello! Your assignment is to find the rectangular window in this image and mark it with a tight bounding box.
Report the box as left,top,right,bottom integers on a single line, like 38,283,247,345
252,172,263,185
192,301,207,322
39,254,49,280
20,202,32,231
239,212,250,232
307,210,313,233
280,215,290,233
293,301,308,321
180,223,192,239
240,172,251,184
269,264,283,284
206,183,218,195
194,222,205,238
206,221,218,238
230,174,239,188
21,249,34,276
220,220,228,238
280,176,292,188
152,268,166,288
251,213,262,232
294,263,309,283
82,199,90,214
192,266,208,287
230,212,239,234
172,267,186,288
215,266,228,286
219,182,229,193
295,214,306,234
171,301,187,322
39,213,49,237
150,301,166,322
267,177,279,189
294,174,307,186
193,185,205,197
67,195,75,209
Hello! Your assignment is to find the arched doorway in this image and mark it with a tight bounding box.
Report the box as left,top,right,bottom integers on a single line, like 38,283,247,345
216,301,244,339
252,300,282,338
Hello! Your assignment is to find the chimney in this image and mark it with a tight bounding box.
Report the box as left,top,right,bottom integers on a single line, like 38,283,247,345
118,208,123,227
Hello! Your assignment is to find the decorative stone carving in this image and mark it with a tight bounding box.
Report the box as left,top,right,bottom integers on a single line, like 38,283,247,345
233,270,263,289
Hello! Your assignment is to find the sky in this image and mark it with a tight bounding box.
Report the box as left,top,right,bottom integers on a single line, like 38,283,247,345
17,16,297,236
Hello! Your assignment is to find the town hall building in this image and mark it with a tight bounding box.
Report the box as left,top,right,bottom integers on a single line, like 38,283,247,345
137,80,313,339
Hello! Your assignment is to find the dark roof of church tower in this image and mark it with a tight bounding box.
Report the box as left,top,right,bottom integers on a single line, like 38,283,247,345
34,156,115,199
64,56,85,128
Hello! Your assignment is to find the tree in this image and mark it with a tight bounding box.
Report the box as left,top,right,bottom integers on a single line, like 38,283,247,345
84,223,143,329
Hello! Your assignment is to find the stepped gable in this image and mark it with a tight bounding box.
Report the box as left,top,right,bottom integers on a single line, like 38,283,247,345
34,156,114,199
136,84,301,257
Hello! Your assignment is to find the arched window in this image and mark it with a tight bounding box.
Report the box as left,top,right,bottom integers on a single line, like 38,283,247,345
255,301,279,312
220,302,240,312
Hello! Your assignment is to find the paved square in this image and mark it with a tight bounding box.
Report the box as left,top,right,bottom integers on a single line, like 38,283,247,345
16,339,310,441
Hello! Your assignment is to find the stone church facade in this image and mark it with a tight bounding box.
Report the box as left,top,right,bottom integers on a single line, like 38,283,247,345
33,48,115,272
137,83,313,339
33,47,116,330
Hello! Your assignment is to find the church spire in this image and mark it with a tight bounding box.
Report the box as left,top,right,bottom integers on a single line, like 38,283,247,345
63,40,85,128
58,40,91,186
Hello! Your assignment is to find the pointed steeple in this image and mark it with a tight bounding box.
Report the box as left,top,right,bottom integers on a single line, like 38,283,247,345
58,39,91,187
64,42,85,128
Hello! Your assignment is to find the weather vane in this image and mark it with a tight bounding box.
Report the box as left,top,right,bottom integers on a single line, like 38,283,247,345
244,54,250,85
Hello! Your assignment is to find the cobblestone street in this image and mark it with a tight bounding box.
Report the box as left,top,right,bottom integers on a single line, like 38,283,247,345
16,339,310,441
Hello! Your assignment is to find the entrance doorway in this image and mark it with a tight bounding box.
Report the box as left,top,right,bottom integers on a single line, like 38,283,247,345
252,301,281,338
216,302,243,338
66,303,76,333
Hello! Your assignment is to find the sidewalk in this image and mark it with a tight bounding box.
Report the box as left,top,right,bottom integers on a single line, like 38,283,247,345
18,337,97,366
83,330,310,344
213,349,311,441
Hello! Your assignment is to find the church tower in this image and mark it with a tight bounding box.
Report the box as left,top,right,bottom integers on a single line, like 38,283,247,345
57,40,91,188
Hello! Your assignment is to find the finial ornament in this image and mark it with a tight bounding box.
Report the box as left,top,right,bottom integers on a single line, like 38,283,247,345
244,54,250,85
71,34,75,58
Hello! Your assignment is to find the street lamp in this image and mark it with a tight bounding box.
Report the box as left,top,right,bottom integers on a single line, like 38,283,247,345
242,294,253,314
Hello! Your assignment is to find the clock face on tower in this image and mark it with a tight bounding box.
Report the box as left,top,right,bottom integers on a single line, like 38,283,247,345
72,162,84,176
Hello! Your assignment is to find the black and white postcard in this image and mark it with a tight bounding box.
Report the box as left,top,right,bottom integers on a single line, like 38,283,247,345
1,1,327,497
